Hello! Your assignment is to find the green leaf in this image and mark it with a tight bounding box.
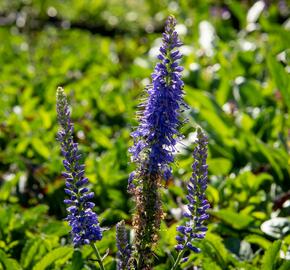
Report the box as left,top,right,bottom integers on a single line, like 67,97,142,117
245,234,271,249
23,205,48,226
41,221,70,237
206,185,220,205
255,138,283,180
21,237,42,269
211,209,254,230
91,129,113,149
202,232,236,268
202,258,223,270
278,260,290,270
266,55,290,109
226,0,246,27
206,233,230,267
250,173,273,192
32,246,73,270
0,250,21,270
156,222,178,257
208,158,232,175
63,250,84,270
0,173,21,201
31,138,50,159
261,240,282,270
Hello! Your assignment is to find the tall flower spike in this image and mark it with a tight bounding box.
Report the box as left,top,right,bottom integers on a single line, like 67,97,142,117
175,128,210,262
129,15,186,187
56,87,102,246
116,220,132,270
129,16,186,269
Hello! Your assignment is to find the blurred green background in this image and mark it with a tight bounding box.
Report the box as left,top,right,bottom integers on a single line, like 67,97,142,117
0,0,289,269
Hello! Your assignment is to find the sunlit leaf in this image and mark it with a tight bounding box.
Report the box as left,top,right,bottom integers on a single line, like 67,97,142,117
0,250,21,270
211,209,255,230
32,246,73,270
261,240,282,270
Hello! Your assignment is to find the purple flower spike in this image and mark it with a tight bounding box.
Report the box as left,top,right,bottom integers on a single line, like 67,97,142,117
116,220,131,270
176,128,209,255
129,15,187,188
129,16,187,268
56,87,102,247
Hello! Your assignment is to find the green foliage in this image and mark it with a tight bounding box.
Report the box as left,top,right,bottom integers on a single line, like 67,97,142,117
211,209,255,230
267,56,290,110
33,246,74,270
0,250,21,270
0,0,289,269
261,240,282,270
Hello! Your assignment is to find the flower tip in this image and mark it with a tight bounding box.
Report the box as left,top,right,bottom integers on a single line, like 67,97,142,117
164,15,178,33
166,14,176,25
56,86,65,97
116,219,126,228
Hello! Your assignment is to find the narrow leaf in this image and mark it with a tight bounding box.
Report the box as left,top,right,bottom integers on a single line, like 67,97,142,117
33,246,73,270
261,240,282,270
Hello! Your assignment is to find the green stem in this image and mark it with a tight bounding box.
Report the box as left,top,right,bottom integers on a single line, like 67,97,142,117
91,243,105,270
170,249,186,270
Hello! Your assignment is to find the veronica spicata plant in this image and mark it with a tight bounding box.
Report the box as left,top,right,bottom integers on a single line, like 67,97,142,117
56,87,105,270
129,15,187,268
56,16,209,270
172,128,210,268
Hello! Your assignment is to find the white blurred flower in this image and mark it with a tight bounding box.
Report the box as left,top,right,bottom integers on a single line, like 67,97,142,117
13,105,22,115
148,38,162,59
247,1,265,24
198,20,216,57
239,40,256,51
179,45,193,56
175,24,187,36
170,207,183,220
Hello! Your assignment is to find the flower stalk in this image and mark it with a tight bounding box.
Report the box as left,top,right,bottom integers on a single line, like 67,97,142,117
91,243,106,270
56,87,104,268
129,15,186,269
174,128,210,266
